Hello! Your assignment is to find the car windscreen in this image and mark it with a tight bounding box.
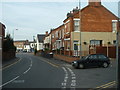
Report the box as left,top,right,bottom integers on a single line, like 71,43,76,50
82,55,89,60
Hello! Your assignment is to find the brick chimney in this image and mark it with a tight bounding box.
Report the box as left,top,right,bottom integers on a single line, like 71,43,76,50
89,0,101,6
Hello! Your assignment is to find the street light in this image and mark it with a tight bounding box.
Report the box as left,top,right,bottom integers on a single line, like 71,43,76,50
13,29,18,41
79,0,82,58
117,1,120,89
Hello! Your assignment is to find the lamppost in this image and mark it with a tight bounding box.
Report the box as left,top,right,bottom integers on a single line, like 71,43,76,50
79,0,82,58
13,29,18,41
117,1,120,89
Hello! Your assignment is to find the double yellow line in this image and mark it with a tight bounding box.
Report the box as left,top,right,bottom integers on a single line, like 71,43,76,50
96,81,116,89
41,59,59,68
89,81,116,90
1,58,21,70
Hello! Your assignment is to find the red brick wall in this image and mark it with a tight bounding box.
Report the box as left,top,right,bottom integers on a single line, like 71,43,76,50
3,50,16,60
53,54,80,63
96,46,117,58
0,23,5,37
81,6,118,32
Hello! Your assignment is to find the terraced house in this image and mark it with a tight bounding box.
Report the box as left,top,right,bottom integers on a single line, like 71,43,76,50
44,0,120,59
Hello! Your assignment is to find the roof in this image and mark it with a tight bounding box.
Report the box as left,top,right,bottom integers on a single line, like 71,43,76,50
63,2,118,22
0,22,6,28
37,34,45,43
24,41,30,45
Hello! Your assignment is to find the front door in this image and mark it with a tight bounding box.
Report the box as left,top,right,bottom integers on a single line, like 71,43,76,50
73,41,78,56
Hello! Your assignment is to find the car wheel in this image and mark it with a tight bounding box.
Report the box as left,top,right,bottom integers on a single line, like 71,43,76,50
102,62,108,68
74,63,78,69
79,64,84,69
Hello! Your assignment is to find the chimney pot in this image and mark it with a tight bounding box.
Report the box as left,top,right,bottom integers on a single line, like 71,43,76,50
89,0,101,6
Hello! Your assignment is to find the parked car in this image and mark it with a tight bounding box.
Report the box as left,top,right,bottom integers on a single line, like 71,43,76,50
72,54,110,69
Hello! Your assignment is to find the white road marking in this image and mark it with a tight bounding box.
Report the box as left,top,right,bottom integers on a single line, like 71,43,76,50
62,67,76,89
61,67,68,88
1,57,33,87
1,58,22,70
23,67,31,74
12,80,25,83
0,76,19,87
23,58,33,74
67,67,76,89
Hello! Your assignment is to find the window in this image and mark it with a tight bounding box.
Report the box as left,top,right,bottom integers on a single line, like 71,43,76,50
56,31,58,38
62,29,64,38
67,41,70,50
73,41,78,50
52,34,54,38
59,30,61,39
90,40,102,45
98,55,107,59
112,22,117,33
89,55,97,59
74,20,79,31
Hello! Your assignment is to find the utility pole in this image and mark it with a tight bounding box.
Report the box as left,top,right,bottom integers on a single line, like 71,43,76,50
116,31,119,90
79,0,82,59
13,29,18,41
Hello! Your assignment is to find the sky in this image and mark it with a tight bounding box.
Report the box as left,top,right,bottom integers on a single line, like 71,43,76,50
0,0,120,41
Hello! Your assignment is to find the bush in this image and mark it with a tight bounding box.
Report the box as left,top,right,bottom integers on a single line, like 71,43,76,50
3,34,16,52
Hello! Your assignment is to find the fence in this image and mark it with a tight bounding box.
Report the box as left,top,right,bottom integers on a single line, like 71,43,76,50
89,45,119,58
54,50,89,57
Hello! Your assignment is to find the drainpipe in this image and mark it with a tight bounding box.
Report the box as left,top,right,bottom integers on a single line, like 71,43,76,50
79,0,82,58
116,31,119,90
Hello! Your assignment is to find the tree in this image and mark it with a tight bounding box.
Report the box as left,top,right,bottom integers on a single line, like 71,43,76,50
3,34,16,52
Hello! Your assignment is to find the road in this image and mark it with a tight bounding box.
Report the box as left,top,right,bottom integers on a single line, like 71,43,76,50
2,53,117,89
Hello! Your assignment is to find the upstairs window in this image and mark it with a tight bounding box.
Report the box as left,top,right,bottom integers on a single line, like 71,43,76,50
56,31,58,38
112,20,117,33
74,20,80,31
62,29,64,38
52,34,54,38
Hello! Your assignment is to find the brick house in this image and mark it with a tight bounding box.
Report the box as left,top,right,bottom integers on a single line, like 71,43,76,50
24,40,31,52
36,34,45,51
14,40,27,52
0,22,5,61
43,0,119,59
14,40,36,52
44,31,51,50
63,0,119,57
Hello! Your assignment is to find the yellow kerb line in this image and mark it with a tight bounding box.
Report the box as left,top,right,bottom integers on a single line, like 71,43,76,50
96,81,116,88
102,82,116,88
1,58,21,70
41,59,59,68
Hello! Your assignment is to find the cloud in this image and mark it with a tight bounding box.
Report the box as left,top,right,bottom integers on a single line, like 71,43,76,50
1,0,120,2
2,1,119,41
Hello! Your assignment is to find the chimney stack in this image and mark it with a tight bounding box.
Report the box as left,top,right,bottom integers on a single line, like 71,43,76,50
89,0,101,6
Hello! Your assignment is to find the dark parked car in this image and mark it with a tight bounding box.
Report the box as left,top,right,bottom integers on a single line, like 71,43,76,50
72,54,110,69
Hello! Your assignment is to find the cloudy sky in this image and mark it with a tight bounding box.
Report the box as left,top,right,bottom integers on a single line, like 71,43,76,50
1,0,119,41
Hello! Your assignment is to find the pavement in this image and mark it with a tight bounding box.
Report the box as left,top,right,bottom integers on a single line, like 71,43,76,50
1,53,117,89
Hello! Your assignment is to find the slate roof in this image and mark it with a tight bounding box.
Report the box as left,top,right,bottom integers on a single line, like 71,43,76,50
37,34,45,43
